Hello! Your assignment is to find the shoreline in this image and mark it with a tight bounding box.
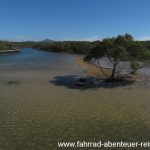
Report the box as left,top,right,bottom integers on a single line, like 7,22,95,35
75,56,112,78
75,56,150,82
0,49,20,53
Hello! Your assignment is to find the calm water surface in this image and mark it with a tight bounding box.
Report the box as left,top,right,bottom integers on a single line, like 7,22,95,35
0,48,82,73
1,48,150,75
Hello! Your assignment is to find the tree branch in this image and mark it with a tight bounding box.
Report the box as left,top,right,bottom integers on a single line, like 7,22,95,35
121,61,150,78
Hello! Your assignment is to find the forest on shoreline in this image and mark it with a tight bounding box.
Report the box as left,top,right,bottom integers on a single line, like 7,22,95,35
1,34,150,55
0,40,97,54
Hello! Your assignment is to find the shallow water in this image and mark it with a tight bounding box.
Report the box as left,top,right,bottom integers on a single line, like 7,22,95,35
0,48,83,73
0,49,150,150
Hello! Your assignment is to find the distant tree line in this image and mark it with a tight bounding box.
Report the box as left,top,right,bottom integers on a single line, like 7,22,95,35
0,41,36,51
1,36,150,55
33,41,98,54
0,40,97,54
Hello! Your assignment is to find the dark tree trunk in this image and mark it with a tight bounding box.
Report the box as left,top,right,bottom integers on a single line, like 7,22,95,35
111,64,117,79
111,69,115,79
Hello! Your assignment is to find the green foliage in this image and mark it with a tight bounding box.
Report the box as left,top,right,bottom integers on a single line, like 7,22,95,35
33,41,96,54
0,41,36,51
84,42,105,61
85,34,150,79
130,61,140,73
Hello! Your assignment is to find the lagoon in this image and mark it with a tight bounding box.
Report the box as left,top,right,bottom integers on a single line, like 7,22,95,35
0,48,150,150
0,48,83,73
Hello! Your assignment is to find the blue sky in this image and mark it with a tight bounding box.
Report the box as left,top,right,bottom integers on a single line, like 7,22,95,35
0,0,150,41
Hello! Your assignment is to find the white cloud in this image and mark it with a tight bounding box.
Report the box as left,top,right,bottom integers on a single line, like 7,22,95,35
79,35,101,41
12,35,43,42
138,36,150,41
0,35,44,42
0,35,102,42
60,35,101,41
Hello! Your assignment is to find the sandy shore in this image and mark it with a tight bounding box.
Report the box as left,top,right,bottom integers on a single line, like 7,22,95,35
75,57,150,82
0,49,20,53
76,56,112,77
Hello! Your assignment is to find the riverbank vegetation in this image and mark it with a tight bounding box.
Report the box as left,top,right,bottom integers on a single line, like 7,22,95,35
84,34,150,79
33,41,97,54
1,34,150,54
0,41,36,51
